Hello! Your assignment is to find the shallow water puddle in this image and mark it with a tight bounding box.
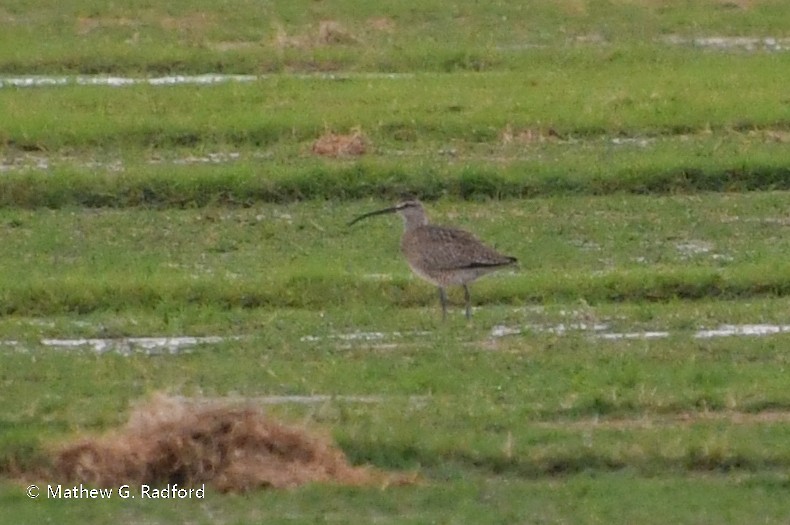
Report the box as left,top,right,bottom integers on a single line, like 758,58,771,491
250,394,430,406
0,150,267,173
535,409,790,430
0,72,414,89
596,331,672,340
4,323,790,355
491,322,671,340
2,332,421,354
491,323,790,340
29,336,239,355
0,74,259,88
300,330,431,343
694,324,790,339
660,35,790,52
303,322,790,347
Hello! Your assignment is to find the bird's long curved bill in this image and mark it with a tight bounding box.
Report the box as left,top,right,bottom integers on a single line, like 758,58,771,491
348,206,399,226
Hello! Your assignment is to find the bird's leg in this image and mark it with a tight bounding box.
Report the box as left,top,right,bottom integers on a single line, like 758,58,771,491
463,284,472,320
438,287,448,321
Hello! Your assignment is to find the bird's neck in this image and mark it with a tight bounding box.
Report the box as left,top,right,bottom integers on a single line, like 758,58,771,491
402,215,428,231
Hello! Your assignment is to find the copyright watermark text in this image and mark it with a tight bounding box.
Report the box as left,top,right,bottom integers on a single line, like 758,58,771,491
26,483,205,500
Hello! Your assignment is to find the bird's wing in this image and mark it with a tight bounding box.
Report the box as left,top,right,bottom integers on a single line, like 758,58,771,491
408,226,516,271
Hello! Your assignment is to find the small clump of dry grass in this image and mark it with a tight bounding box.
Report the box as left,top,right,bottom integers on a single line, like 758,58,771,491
311,128,369,157
499,124,562,145
317,20,358,45
274,19,359,49
52,395,402,492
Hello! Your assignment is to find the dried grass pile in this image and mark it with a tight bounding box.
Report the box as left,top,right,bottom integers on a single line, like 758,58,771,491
274,19,360,49
53,395,390,492
499,124,562,145
311,129,368,157
317,20,358,45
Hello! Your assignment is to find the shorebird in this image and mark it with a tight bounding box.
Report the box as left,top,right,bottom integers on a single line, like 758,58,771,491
348,200,516,319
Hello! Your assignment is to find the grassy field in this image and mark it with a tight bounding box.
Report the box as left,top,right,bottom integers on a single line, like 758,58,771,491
3,1,790,523
2,0,790,74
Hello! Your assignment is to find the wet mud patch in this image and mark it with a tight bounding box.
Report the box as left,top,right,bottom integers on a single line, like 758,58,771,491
49,395,411,492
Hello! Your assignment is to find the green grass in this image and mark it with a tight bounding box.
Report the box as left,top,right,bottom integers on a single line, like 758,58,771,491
4,474,789,524
3,144,790,207
2,55,788,208
4,194,790,316
2,0,790,74
3,58,790,150
2,308,790,522
3,195,790,522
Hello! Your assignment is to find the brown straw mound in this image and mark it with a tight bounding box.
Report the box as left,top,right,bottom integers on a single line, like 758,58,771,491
54,395,393,492
311,129,368,157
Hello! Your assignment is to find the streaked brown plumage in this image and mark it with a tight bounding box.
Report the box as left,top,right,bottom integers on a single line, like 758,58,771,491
349,200,516,319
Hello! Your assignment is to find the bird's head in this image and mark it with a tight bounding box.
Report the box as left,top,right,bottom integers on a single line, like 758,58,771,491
348,199,428,229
